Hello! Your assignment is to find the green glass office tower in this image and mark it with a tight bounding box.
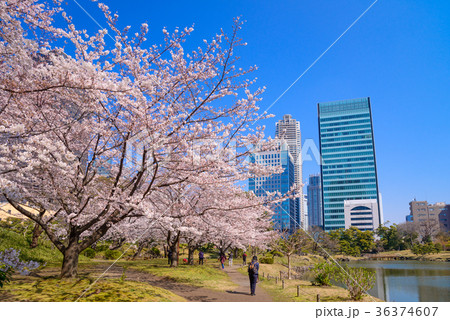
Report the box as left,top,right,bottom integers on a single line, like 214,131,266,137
318,97,381,231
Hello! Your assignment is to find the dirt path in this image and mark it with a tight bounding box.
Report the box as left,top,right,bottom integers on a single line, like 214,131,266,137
49,264,273,302
222,264,272,302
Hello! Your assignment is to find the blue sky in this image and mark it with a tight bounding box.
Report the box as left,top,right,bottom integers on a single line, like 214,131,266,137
66,0,450,224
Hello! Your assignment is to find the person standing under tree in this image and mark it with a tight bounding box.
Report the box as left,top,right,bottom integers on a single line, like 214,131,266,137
242,252,247,266
199,251,204,265
218,253,226,270
228,252,233,267
247,256,259,296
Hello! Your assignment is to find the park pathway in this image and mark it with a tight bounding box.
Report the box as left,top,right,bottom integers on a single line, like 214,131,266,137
221,264,272,302
80,264,273,302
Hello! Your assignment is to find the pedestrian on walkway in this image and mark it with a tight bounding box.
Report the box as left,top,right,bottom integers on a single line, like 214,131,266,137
247,256,259,296
228,252,233,266
218,253,226,270
199,251,204,265
242,252,247,266
168,249,173,265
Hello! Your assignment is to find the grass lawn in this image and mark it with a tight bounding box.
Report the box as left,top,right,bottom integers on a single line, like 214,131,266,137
0,276,186,302
120,258,238,292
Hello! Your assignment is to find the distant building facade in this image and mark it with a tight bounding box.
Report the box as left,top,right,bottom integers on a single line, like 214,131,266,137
318,97,382,231
275,114,303,228
344,199,383,231
439,205,450,232
409,200,446,225
409,200,448,232
249,140,296,231
307,174,323,229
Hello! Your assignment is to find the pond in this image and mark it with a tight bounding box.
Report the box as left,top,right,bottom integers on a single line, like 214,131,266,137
345,260,450,302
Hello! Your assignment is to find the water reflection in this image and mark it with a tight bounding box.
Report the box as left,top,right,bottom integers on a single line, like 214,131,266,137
346,261,450,302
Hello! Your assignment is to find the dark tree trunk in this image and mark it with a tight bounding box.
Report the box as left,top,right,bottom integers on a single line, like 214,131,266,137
30,223,43,248
170,244,179,267
188,247,195,265
60,243,80,278
132,241,146,260
233,248,238,259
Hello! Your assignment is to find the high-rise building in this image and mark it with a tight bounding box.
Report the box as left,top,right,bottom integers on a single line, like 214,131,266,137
318,97,382,231
248,140,296,231
307,174,323,229
276,114,303,228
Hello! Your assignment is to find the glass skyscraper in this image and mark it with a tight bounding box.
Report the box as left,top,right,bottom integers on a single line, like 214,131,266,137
318,97,381,231
307,174,323,228
249,140,296,231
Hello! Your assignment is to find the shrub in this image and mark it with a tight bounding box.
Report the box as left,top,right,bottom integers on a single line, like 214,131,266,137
269,250,284,257
150,247,160,258
311,262,337,286
335,266,375,301
259,256,274,264
412,242,441,255
0,248,41,287
82,248,96,259
94,244,109,252
104,249,121,260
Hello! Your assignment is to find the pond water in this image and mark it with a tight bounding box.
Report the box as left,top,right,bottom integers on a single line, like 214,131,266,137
345,260,450,302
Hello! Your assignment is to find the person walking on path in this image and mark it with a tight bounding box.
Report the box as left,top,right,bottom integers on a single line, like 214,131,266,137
219,253,226,270
247,256,259,296
228,252,233,267
199,251,204,265
242,252,247,266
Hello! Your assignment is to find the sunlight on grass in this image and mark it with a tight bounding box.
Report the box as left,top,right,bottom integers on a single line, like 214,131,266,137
0,277,186,302
122,259,237,291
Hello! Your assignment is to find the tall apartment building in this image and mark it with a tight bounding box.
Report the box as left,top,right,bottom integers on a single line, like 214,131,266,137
248,140,296,231
276,114,303,229
318,97,382,231
307,174,323,228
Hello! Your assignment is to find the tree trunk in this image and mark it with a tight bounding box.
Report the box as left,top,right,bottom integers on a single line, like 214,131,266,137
188,247,195,265
287,254,291,280
170,245,179,267
132,241,146,260
30,223,43,248
60,243,80,278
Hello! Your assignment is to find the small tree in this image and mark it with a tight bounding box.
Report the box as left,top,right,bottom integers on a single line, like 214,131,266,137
335,266,375,301
274,229,310,279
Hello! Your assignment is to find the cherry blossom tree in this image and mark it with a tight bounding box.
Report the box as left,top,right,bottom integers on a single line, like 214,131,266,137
0,1,281,277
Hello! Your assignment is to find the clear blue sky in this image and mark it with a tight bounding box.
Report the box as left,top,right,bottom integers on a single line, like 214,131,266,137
66,0,450,224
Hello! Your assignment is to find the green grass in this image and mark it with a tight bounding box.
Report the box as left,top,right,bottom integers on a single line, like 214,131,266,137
0,276,186,302
121,258,238,291
0,228,91,267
